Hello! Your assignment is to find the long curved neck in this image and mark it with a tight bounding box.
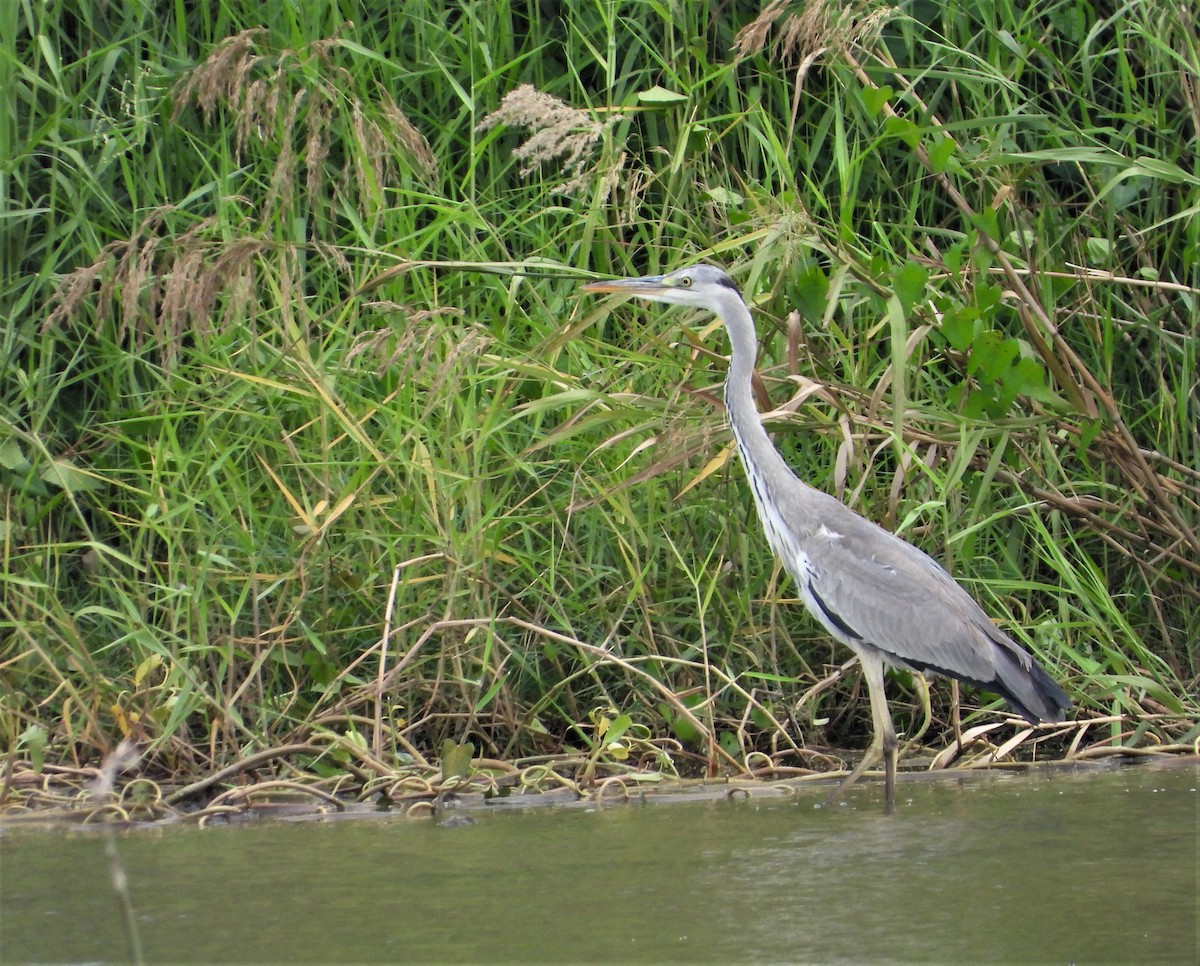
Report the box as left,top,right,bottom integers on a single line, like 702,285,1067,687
719,293,795,486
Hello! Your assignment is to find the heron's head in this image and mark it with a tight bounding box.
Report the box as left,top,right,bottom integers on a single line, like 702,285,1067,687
582,264,743,309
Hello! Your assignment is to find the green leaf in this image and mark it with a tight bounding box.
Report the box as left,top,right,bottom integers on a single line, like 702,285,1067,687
440,739,475,783
1013,358,1065,407
718,731,741,758
975,282,1002,318
602,713,633,745
1118,156,1196,185
0,439,29,471
927,136,955,174
637,84,687,104
39,459,103,493
474,675,506,712
968,330,1019,381
892,261,929,315
660,701,702,745
1009,356,1046,394
705,186,744,206
21,725,48,772
883,115,921,148
793,264,829,321
749,705,775,731
861,84,893,117
939,306,978,352
971,208,1001,240
1102,674,1185,714
1085,237,1113,262
1093,156,1199,207
1076,418,1104,459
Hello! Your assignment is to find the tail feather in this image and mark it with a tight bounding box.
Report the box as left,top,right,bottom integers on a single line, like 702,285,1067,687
899,619,1071,723
990,651,1071,723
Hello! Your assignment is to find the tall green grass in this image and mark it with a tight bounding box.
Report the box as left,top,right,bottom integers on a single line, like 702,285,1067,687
2,0,1197,790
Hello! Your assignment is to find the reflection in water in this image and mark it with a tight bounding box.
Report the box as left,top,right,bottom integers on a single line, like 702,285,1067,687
1,761,1196,963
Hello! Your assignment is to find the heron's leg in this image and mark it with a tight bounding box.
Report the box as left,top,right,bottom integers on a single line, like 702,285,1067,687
866,656,900,809
826,654,898,808
899,673,932,760
951,679,962,748
825,733,882,806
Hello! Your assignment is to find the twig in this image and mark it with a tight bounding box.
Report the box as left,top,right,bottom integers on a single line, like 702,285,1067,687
164,743,328,806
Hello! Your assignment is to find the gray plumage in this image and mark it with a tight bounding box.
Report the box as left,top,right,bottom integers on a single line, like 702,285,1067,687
584,264,1070,806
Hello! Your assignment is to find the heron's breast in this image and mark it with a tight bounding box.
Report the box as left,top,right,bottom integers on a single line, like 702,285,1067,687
744,474,813,581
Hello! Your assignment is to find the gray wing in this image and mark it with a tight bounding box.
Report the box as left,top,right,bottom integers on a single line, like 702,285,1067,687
792,497,1069,722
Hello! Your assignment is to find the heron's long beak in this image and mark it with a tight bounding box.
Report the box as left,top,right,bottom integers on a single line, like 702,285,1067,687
581,275,668,294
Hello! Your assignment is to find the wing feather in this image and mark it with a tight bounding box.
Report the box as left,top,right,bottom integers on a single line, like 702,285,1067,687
775,493,1068,721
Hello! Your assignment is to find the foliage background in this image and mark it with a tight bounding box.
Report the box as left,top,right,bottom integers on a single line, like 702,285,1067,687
3,0,1198,788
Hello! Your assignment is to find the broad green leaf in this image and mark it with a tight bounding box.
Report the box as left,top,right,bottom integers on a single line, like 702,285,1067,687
440,739,475,783
602,713,633,744
968,330,1019,380
21,725,48,772
637,84,687,104
0,439,29,471
861,84,893,117
883,115,920,148
971,208,1001,240
1085,237,1113,261
892,261,929,315
927,136,955,173
705,186,743,206
793,264,829,321
39,459,103,493
940,306,978,352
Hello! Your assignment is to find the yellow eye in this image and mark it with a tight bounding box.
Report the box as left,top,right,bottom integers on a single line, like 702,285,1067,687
679,276,692,287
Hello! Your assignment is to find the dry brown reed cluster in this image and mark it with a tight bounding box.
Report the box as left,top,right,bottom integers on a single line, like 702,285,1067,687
43,210,271,367
477,84,624,196
171,27,436,207
45,27,437,363
348,302,479,380
735,0,894,62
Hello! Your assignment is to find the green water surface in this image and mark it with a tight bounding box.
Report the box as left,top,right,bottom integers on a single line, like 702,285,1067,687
2,760,1197,963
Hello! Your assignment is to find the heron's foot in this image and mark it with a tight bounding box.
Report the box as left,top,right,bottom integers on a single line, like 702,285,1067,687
824,741,883,807
825,737,898,811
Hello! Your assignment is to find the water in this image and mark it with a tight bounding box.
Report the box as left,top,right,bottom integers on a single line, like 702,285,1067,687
2,760,1197,963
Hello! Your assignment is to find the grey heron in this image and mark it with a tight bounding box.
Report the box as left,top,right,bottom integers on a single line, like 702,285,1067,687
583,264,1071,807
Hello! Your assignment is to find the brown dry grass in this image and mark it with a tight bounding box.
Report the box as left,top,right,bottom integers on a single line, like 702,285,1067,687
44,211,271,367
172,26,436,211
477,84,625,196
734,0,896,62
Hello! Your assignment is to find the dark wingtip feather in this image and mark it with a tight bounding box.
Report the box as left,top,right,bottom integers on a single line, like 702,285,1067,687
987,653,1071,723
901,648,1070,723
